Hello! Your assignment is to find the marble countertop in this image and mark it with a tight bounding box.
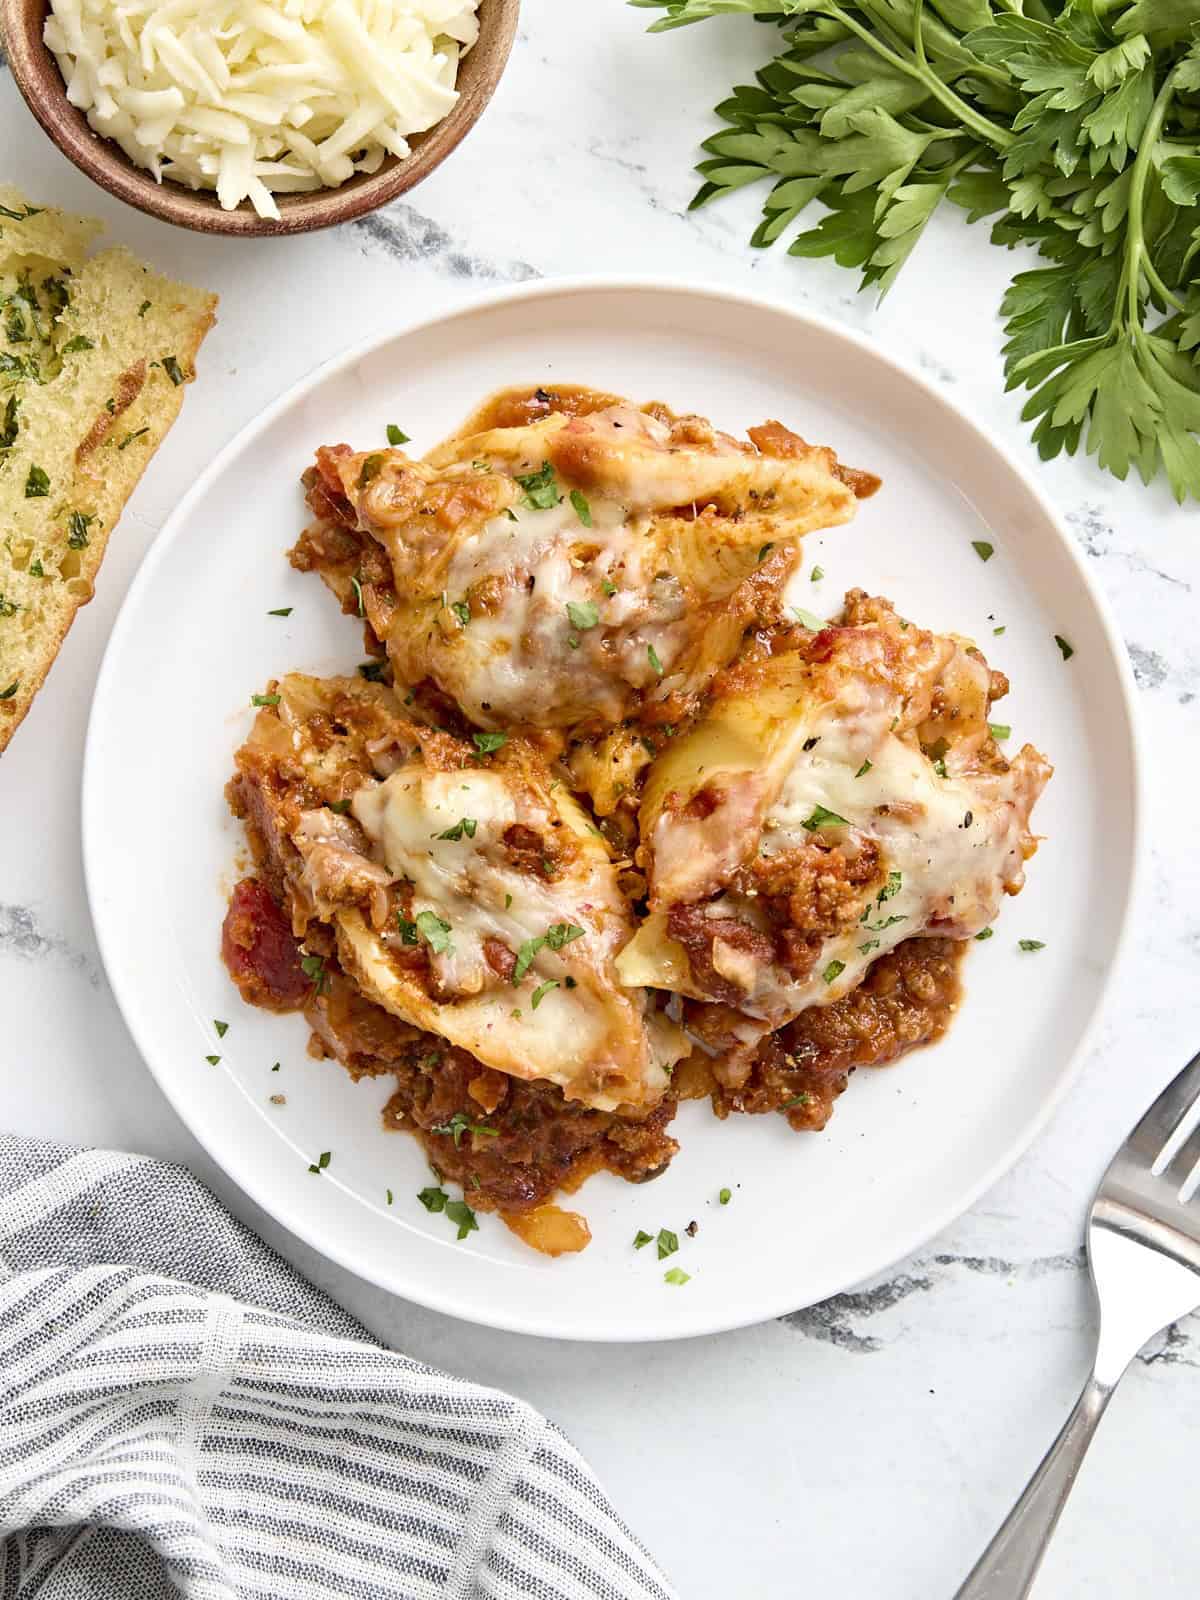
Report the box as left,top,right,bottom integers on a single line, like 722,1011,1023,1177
3,4,1200,1595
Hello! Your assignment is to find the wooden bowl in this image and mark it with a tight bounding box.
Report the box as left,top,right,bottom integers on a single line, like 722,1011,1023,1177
0,0,519,236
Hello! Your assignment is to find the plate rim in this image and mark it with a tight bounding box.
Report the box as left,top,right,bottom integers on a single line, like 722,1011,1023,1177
82,275,1146,1341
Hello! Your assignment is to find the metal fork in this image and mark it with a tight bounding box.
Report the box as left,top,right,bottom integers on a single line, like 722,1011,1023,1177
954,1049,1200,1599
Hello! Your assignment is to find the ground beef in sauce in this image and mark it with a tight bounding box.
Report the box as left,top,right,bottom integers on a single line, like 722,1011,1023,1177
711,937,965,1128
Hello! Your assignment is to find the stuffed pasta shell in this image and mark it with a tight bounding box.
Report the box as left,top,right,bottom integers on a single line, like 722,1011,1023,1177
617,592,1051,1065
225,672,687,1111
292,386,874,739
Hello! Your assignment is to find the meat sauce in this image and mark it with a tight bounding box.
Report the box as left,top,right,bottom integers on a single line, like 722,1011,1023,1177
222,872,963,1235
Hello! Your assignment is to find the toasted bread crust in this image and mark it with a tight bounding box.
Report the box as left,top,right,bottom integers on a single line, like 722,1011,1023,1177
0,188,216,753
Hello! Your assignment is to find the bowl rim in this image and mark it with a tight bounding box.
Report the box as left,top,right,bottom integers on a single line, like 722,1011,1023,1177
0,0,520,236
81,274,1147,1341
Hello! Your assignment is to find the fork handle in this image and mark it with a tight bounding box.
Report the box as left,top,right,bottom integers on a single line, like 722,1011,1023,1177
953,1372,1113,1599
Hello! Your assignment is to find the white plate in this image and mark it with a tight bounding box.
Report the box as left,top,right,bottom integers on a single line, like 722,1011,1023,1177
83,280,1141,1342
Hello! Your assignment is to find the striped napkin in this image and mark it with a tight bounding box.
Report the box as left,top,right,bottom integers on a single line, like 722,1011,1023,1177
0,1135,675,1600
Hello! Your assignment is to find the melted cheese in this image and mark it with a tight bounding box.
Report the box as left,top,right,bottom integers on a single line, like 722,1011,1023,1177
343,761,683,1109
619,632,1050,1027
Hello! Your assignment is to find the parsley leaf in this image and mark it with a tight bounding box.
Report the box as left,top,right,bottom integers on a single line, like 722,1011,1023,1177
415,911,453,955
569,487,593,526
472,731,507,757
437,817,477,841
802,805,849,831
566,599,599,631
664,1267,691,1286
516,460,561,509
1018,938,1046,951
634,1229,654,1249
657,1228,679,1259
432,1111,499,1148
387,424,410,445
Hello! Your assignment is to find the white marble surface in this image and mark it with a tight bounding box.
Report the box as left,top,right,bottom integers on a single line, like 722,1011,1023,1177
3,4,1200,1595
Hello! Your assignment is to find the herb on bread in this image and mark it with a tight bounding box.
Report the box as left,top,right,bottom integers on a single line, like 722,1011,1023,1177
0,187,216,753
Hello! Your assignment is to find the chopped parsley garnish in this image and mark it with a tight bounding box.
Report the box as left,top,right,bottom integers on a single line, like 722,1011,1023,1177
0,203,42,220
993,625,1006,636
214,1020,229,1038
516,460,560,509
418,1186,448,1212
569,488,592,526
757,542,774,562
137,300,151,317
972,540,994,562
878,871,902,903
251,692,281,706
647,643,664,677
784,1093,813,1109
29,560,44,578
0,595,19,618
810,566,824,581
450,600,471,626
657,1228,679,1260
1,679,21,699
386,1189,393,1205
511,922,584,983
205,1054,221,1066
1054,634,1074,661
566,599,599,631
989,723,1011,741
530,979,558,1010
854,759,873,778
415,911,453,955
328,799,352,814
350,575,365,617
300,953,328,994
791,606,825,631
601,577,617,597
358,659,388,682
386,424,410,446
432,1111,499,1148
162,355,185,386
268,606,292,617
512,938,542,984
437,817,477,841
975,927,994,941
719,1187,731,1205
67,511,94,549
933,757,948,778
862,913,906,933
395,917,419,944
271,1063,280,1071
357,454,384,488
445,1199,478,1240
664,1267,691,1286
308,1150,331,1174
802,806,848,831
634,1229,653,1249
1018,939,1045,952
24,465,49,497
62,334,93,353
117,428,150,450
822,959,846,984
1,396,19,449
472,731,507,757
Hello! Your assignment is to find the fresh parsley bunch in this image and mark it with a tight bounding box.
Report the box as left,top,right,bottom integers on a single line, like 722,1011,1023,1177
633,0,1200,501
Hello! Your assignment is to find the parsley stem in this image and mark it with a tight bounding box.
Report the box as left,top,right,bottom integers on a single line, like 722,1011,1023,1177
826,0,1014,151
1116,64,1179,333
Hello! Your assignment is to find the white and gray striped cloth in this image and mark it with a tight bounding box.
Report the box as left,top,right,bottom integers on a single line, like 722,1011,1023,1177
0,1135,676,1600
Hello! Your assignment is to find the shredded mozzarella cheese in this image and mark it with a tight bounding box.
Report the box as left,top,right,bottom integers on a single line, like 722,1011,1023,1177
45,0,480,219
